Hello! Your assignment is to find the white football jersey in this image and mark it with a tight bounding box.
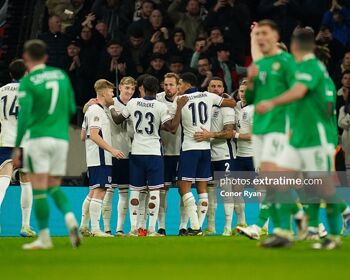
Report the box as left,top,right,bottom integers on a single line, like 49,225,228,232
108,96,132,158
210,106,236,161
122,97,171,156
0,82,19,147
235,101,254,157
82,104,112,167
169,90,223,151
156,92,181,156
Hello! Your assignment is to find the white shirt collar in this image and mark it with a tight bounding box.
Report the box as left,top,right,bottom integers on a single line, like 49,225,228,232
302,53,315,61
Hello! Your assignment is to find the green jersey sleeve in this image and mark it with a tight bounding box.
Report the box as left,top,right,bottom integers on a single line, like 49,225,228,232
16,79,33,147
245,87,255,105
295,62,321,91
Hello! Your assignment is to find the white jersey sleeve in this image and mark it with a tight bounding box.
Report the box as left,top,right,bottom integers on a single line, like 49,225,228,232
157,92,182,156
210,106,236,161
235,101,254,157
108,97,132,158
0,83,20,147
84,104,112,167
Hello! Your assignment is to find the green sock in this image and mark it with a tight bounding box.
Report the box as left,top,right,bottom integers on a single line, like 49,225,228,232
269,203,281,229
33,189,50,230
48,186,71,215
275,191,293,231
326,203,342,235
291,203,301,215
256,203,270,228
303,203,320,228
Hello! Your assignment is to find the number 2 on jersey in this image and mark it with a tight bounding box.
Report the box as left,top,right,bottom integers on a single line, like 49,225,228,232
46,81,59,115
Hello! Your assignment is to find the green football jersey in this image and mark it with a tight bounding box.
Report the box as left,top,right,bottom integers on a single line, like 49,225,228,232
288,55,333,148
245,51,296,135
324,76,338,147
15,65,76,146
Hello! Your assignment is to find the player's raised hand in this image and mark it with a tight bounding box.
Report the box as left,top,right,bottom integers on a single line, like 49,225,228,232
194,127,212,142
255,100,274,115
247,64,259,80
11,148,22,169
177,96,189,109
111,149,125,160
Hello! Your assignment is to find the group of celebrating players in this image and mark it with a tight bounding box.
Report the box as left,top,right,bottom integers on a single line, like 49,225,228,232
0,19,350,250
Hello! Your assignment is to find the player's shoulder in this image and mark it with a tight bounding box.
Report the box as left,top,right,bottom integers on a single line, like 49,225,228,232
0,82,19,93
86,103,105,115
156,91,165,101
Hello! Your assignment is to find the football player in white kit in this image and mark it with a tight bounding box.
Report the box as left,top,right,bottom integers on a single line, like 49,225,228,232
101,77,136,236
0,59,36,237
172,72,236,236
156,73,182,236
193,77,237,236
80,79,124,237
109,75,187,236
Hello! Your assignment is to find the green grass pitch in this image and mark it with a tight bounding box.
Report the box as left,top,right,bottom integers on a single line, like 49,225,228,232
1,236,349,280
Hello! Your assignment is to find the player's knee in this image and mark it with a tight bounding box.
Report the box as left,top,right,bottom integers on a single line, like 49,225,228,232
130,198,139,206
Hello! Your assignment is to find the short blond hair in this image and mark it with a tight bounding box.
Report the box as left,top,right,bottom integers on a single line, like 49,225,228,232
164,72,180,83
94,79,115,93
120,76,137,87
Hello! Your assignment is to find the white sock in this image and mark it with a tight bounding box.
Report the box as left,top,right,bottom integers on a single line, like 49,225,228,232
234,201,246,225
224,203,234,229
183,192,200,230
158,189,167,230
342,206,350,216
143,192,149,227
20,181,33,228
179,200,188,229
263,219,269,231
148,190,160,232
207,186,217,231
80,196,91,228
64,212,78,230
116,187,128,232
102,188,114,232
39,228,52,244
129,190,140,231
198,193,209,227
89,198,103,233
0,175,11,207
138,190,147,229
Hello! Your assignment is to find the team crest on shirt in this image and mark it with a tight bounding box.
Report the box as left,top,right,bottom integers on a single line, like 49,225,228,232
94,116,99,122
272,62,281,71
242,112,247,120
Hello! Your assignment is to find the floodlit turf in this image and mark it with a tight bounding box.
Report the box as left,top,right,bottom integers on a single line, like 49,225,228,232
1,236,349,280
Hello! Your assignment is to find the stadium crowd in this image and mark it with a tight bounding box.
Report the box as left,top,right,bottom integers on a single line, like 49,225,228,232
38,0,350,174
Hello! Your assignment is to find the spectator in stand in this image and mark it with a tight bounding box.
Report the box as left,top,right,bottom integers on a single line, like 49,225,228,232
195,56,213,91
258,0,302,45
338,87,350,176
96,39,136,85
206,26,224,58
146,52,169,86
316,25,346,79
190,37,208,68
124,27,147,75
38,15,70,69
91,0,134,40
168,56,186,75
211,43,238,94
333,51,350,86
322,0,350,47
168,27,193,65
205,0,251,65
133,0,155,22
95,21,110,42
337,70,350,114
167,0,204,48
